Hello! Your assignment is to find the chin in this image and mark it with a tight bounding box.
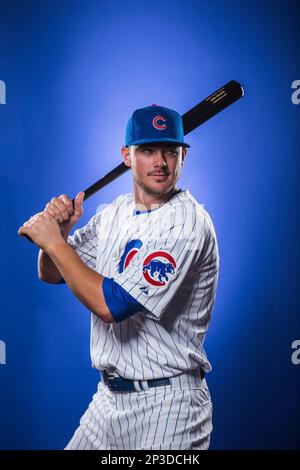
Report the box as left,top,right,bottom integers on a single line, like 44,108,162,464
145,184,172,196
137,177,175,196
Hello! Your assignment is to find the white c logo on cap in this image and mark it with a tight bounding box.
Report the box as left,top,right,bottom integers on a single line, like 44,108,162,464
152,115,167,130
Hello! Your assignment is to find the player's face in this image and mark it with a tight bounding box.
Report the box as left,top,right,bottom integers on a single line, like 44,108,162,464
122,143,186,197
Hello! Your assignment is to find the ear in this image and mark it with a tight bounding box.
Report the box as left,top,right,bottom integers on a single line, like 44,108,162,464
181,147,187,166
121,146,132,167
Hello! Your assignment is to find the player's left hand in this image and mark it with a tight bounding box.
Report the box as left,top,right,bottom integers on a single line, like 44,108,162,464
18,211,63,252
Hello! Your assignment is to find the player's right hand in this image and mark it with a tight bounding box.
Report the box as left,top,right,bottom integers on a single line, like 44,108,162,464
44,192,85,236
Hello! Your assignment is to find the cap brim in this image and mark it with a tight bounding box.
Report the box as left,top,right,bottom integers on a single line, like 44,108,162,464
128,137,190,148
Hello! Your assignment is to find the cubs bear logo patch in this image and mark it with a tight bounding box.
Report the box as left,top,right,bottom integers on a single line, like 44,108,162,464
142,251,176,286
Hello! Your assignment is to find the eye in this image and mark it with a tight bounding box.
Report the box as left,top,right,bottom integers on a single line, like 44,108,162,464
165,149,179,157
141,148,153,155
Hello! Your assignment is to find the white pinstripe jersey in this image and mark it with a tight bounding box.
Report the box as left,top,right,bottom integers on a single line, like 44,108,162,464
67,189,219,380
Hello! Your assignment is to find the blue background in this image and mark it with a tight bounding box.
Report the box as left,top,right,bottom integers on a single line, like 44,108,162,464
0,0,299,450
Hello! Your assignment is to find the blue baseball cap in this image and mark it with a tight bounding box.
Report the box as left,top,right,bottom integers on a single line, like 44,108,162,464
125,104,190,148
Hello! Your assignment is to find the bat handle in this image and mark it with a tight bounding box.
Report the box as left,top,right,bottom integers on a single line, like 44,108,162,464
24,234,33,243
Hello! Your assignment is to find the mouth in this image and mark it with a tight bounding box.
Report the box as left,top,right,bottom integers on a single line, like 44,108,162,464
150,174,169,181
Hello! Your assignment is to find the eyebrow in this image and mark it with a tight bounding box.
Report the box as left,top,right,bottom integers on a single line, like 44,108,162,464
137,145,180,150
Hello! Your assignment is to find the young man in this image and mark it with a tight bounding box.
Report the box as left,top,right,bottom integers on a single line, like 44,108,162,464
18,105,219,450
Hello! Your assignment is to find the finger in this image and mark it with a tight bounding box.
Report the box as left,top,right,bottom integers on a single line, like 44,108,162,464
24,212,45,228
29,211,43,221
73,192,85,217
23,220,33,227
51,197,70,222
45,204,63,222
50,198,69,220
18,225,30,238
58,194,74,217
42,211,56,222
49,199,68,222
55,195,73,217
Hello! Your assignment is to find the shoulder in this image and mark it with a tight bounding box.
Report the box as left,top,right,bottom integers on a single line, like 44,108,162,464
94,192,133,220
164,190,216,238
73,193,133,234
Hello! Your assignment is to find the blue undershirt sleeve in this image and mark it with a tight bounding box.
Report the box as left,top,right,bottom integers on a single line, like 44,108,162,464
102,277,144,323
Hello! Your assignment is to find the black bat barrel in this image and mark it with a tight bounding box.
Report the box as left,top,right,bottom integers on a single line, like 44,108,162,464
182,80,244,135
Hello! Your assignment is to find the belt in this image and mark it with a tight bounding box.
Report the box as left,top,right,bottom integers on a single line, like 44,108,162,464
100,369,205,393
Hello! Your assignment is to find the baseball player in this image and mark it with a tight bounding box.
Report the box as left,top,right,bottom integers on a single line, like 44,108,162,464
18,105,219,450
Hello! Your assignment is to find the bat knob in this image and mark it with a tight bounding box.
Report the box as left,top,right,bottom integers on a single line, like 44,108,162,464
24,234,33,243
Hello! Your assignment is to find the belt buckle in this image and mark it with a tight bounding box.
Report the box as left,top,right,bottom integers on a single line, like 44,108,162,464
101,370,115,390
102,372,137,393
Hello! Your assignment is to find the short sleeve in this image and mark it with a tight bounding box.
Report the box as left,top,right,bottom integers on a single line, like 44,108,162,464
113,208,214,320
102,277,144,323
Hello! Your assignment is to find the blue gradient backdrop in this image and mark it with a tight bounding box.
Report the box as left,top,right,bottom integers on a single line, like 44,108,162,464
0,0,299,449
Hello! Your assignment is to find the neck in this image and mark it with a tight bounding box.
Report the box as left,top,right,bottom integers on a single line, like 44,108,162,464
133,184,179,211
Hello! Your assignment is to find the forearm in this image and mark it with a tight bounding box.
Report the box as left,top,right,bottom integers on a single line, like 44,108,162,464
38,250,64,283
46,240,112,323
38,229,70,283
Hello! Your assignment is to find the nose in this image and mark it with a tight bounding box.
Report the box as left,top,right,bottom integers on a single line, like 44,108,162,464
153,150,167,168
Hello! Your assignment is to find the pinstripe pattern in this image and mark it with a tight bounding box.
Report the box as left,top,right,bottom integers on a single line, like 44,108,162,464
67,190,219,380
65,371,213,450
65,189,218,450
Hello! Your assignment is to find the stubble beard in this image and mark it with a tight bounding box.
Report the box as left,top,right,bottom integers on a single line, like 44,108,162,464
136,178,173,197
